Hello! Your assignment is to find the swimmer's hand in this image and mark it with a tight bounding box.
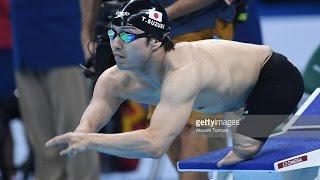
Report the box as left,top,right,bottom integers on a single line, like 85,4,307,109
217,133,263,167
46,132,89,157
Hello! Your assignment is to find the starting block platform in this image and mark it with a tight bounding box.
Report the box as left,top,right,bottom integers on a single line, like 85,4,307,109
178,88,320,173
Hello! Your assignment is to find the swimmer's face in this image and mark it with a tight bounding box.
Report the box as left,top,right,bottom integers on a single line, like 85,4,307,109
109,25,152,70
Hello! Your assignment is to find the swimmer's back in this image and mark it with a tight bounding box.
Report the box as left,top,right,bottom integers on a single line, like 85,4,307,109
188,39,272,70
175,40,273,89
168,40,273,111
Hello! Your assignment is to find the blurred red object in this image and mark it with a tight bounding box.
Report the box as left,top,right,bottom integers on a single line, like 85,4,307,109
0,0,12,49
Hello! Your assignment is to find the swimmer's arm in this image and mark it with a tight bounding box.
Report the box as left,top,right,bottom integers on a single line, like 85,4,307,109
75,71,125,133
84,70,200,158
47,69,199,158
88,94,195,159
166,0,230,20
46,67,201,159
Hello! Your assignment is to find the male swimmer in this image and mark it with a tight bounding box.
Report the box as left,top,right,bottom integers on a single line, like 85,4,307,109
46,0,303,167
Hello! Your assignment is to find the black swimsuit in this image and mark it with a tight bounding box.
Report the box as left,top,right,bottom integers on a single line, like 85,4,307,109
237,52,304,142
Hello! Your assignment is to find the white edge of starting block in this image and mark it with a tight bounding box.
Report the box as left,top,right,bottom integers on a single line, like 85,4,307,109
282,88,320,132
288,125,320,130
274,149,320,172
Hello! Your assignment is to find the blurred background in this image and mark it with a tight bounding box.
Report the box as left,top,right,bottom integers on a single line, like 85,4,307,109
1,0,320,179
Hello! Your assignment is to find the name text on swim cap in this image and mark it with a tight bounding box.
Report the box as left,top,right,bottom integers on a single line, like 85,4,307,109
142,16,165,29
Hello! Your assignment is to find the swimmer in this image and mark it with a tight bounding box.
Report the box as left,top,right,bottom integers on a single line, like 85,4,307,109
46,0,304,168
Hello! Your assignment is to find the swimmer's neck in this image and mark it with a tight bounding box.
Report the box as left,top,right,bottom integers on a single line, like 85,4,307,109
130,47,167,88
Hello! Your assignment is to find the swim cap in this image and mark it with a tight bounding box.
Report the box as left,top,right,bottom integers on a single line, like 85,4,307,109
112,0,171,41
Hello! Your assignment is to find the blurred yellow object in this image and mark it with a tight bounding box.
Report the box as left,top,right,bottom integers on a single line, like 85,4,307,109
122,101,148,132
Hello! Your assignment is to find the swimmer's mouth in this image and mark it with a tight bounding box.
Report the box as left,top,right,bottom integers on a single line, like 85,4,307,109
113,53,125,58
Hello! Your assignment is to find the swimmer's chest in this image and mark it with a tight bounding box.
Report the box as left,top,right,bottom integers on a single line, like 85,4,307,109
120,81,161,105
192,88,232,114
121,81,233,113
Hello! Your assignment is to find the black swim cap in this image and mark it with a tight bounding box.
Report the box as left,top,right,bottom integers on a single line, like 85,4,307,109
112,0,171,41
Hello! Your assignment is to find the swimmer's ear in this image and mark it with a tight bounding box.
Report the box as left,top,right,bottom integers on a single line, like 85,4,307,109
151,39,162,51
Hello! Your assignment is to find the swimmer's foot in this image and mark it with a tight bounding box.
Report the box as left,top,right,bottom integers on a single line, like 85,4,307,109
217,133,263,167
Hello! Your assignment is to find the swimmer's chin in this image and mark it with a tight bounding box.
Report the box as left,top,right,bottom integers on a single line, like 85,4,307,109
116,63,131,70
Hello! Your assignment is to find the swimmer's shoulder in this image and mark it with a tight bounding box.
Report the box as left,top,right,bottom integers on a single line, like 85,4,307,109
163,43,203,84
164,41,195,70
97,66,130,94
